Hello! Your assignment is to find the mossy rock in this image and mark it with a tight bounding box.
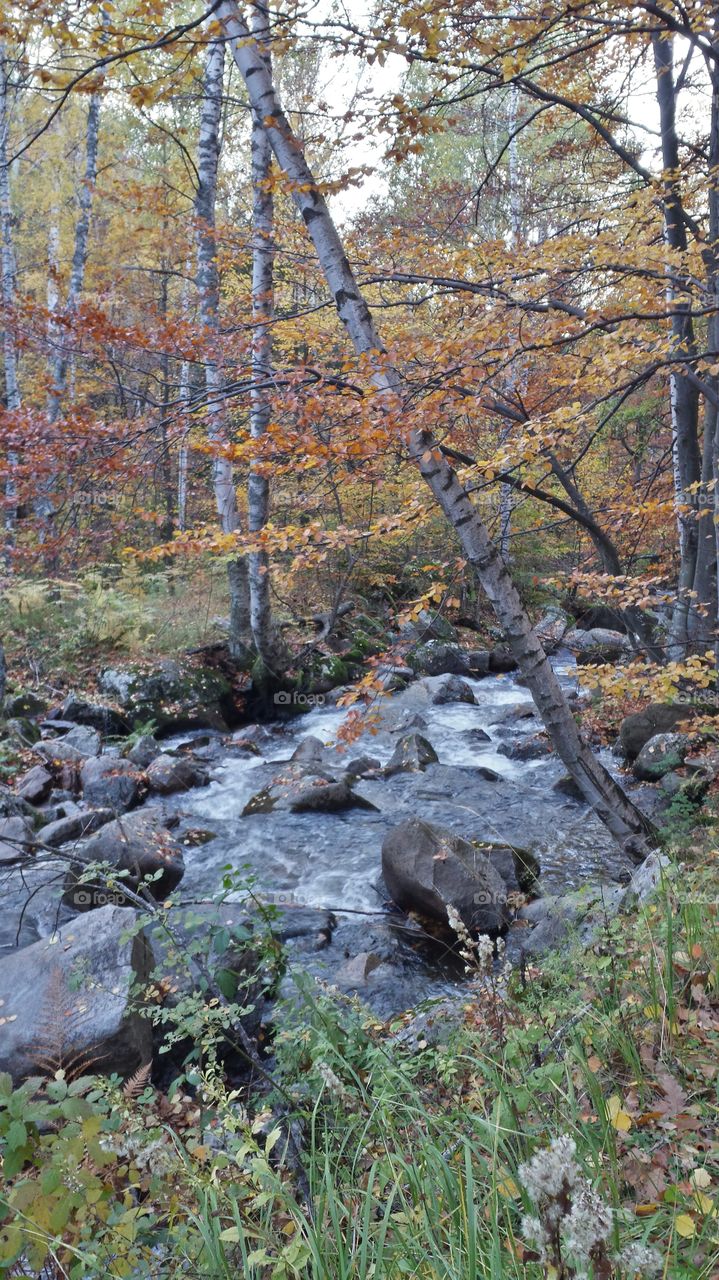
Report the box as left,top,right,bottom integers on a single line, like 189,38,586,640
3,690,48,718
98,660,236,732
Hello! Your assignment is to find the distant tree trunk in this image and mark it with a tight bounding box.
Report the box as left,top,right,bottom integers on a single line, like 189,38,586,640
0,45,20,568
652,35,702,657
247,5,285,675
195,34,250,660
37,89,102,564
498,80,522,562
220,0,655,843
177,267,192,533
707,59,719,665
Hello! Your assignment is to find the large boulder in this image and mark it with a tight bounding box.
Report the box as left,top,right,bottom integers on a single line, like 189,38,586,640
0,816,34,865
407,642,472,677
98,660,235,732
145,754,209,795
47,695,130,738
243,765,376,815
619,703,694,759
565,627,628,664
40,808,114,849
80,756,143,812
381,817,510,934
534,608,569,653
36,726,101,764
3,690,47,719
15,764,53,804
0,906,153,1082
398,610,459,645
63,809,184,909
633,732,689,781
385,733,439,775
430,675,476,706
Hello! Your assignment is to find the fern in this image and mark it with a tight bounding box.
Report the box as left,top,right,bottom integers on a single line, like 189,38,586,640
122,1060,152,1101
27,967,104,1082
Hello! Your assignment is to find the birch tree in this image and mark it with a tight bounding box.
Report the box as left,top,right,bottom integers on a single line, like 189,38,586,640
217,0,654,843
195,33,250,660
36,90,102,557
0,44,20,564
246,4,286,674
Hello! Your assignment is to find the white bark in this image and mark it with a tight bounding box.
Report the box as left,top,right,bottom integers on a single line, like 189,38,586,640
247,4,285,672
219,0,653,841
195,33,250,654
0,45,20,564
499,81,522,563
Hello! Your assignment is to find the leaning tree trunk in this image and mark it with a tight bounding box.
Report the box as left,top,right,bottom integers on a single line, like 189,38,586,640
0,45,20,567
652,34,702,658
219,0,654,842
195,34,250,660
247,4,286,676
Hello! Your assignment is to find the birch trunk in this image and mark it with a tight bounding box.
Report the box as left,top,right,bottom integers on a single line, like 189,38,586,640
195,34,250,658
219,0,654,842
498,80,521,562
37,91,102,561
247,5,285,674
1,46,20,566
652,35,702,657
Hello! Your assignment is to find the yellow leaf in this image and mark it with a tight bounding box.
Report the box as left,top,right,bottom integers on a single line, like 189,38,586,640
675,1214,696,1238
607,1095,632,1132
690,1168,712,1190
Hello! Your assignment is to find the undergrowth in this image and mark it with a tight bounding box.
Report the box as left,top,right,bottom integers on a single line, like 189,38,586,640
0,846,717,1277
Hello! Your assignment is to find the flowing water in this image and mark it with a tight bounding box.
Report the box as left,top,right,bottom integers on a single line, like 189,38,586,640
160,655,636,1015
2,655,641,1017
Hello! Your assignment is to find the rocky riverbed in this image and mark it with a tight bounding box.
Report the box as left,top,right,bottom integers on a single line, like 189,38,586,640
0,652,658,1043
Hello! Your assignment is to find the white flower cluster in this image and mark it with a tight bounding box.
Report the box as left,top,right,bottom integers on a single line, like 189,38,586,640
518,1134,580,1200
100,1132,175,1174
617,1242,663,1276
564,1183,613,1255
446,905,495,975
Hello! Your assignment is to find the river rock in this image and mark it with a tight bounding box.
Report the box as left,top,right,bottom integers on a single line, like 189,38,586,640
430,675,476,705
398,610,458,645
0,816,34,865
0,783,37,821
16,764,53,804
534,607,569,652
290,736,326,764
3,690,47,718
620,851,670,907
381,817,510,934
0,905,153,1082
498,733,551,762
243,765,377,815
39,808,114,849
5,717,40,745
126,734,162,767
98,660,235,732
552,774,588,803
80,756,143,811
385,733,439,775
407,642,472,677
345,754,382,778
633,732,689,781
145,754,209,795
565,627,628,663
48,695,129,738
63,809,185,909
618,702,694,759
487,647,518,673
335,951,383,989
36,727,101,765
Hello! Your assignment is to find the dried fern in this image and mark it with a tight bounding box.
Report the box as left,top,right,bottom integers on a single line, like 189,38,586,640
27,965,104,1082
122,1059,152,1101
